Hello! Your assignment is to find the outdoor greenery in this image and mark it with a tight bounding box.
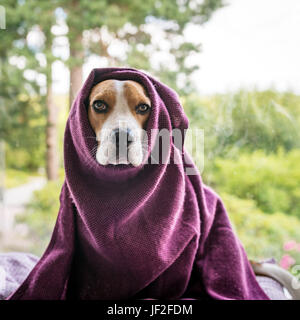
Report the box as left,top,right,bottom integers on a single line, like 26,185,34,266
211,150,300,218
0,0,224,179
183,89,300,268
224,193,300,264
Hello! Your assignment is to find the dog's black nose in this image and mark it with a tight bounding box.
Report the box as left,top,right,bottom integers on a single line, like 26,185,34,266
112,128,133,148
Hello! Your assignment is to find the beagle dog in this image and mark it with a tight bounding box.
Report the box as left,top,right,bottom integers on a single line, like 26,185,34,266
88,79,300,300
88,79,151,167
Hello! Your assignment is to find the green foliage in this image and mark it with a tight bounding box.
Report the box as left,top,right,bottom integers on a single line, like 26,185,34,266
0,0,56,171
182,89,300,263
226,90,300,152
1,0,225,175
183,90,300,160
222,192,300,265
3,93,46,170
0,61,46,170
209,150,300,218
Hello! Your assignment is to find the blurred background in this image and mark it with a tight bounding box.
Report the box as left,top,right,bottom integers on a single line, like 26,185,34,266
0,0,300,272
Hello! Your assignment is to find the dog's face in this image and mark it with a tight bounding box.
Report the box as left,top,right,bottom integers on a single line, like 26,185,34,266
88,80,151,167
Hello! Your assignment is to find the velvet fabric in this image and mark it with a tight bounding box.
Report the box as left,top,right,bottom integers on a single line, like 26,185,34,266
8,67,269,300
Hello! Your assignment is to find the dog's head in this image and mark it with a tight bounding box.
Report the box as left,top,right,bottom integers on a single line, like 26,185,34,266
88,79,151,167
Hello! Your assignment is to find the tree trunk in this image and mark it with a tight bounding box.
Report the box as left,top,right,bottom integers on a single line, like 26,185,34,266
69,33,83,109
46,75,59,181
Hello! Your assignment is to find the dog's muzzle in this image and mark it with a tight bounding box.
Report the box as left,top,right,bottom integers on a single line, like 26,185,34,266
111,128,134,162
96,126,145,167
112,128,134,149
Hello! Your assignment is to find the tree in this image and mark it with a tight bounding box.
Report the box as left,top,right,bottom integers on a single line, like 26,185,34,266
1,0,225,180
0,0,61,180
0,0,46,171
61,0,224,108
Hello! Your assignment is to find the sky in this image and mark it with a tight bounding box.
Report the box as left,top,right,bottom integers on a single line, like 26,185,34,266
53,0,300,95
189,0,300,94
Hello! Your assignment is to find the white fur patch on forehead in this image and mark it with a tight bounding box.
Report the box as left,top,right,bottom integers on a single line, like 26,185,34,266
113,80,131,117
114,80,127,114
114,79,124,93
102,80,139,132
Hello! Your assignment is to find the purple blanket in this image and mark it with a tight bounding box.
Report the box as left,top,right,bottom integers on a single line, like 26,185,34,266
0,252,39,300
6,67,274,300
0,253,287,300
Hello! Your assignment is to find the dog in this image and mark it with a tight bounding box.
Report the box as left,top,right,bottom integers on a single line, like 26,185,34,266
88,79,151,167
88,79,300,300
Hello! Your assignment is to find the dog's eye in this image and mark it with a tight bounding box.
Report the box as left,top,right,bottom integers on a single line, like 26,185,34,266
93,100,108,113
136,103,151,115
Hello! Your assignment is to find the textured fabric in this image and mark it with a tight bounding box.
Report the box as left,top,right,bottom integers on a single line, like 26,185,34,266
0,252,39,300
0,253,286,300
7,67,270,300
256,276,288,300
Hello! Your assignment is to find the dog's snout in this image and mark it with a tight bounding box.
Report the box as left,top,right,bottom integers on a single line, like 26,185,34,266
112,128,134,147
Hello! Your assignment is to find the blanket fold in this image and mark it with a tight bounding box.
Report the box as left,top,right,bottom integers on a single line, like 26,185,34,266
8,67,269,300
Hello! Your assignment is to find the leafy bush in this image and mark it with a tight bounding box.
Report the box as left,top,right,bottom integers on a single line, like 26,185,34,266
181,90,300,267
2,92,46,171
209,149,300,218
222,192,300,265
183,90,300,171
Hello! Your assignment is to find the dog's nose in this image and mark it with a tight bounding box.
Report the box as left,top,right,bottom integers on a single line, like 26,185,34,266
112,128,133,147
